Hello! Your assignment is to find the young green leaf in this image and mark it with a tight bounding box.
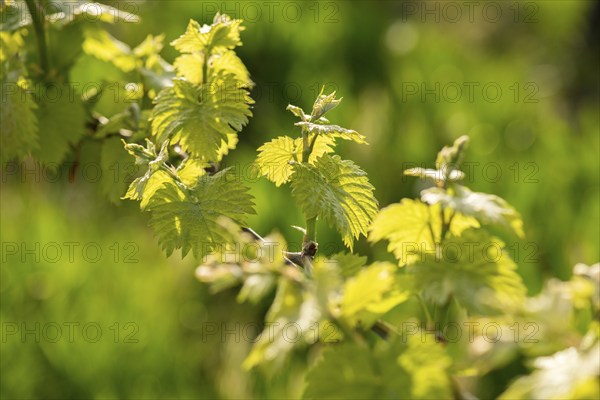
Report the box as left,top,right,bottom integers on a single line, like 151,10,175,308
122,139,173,208
287,104,309,121
295,121,367,144
411,229,527,315
255,135,335,186
310,88,342,121
151,75,252,161
176,157,208,187
435,134,469,171
174,48,251,87
146,168,255,258
369,199,479,265
255,136,296,186
290,154,378,249
171,14,243,54
341,262,410,328
421,184,525,238
82,27,138,72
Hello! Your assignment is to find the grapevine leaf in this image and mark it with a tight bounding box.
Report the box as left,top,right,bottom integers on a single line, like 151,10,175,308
295,121,367,144
151,75,252,161
171,19,206,53
303,335,452,399
290,154,378,249
369,199,479,265
82,27,138,72
146,168,255,258
217,132,239,158
341,262,410,328
212,51,252,87
243,278,320,369
397,334,454,399
206,13,244,50
294,135,336,164
0,80,38,163
174,51,252,87
256,135,334,186
122,139,169,206
176,157,208,187
255,136,295,186
286,104,309,121
132,34,173,84
31,92,86,164
310,88,342,120
173,53,204,85
171,14,243,54
422,184,525,238
411,229,527,315
436,134,469,171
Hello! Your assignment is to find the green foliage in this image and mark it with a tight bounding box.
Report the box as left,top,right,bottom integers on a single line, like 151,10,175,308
31,90,86,163
303,336,452,399
0,79,38,163
4,6,599,400
411,229,526,315
255,134,335,187
82,27,138,72
369,136,528,321
369,199,479,265
147,170,255,258
0,31,38,163
256,90,377,250
341,262,410,328
114,14,257,259
151,75,252,161
151,13,253,162
290,154,378,249
421,185,525,238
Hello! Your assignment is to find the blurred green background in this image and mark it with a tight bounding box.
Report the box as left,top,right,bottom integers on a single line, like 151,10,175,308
1,0,599,398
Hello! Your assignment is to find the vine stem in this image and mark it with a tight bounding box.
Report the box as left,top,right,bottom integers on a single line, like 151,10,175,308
25,0,49,76
301,126,317,247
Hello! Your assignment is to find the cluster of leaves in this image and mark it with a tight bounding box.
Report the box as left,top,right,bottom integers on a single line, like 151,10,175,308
1,3,255,259
4,8,597,398
369,136,527,315
256,89,378,252
199,133,599,398
1,0,141,165
119,14,256,258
